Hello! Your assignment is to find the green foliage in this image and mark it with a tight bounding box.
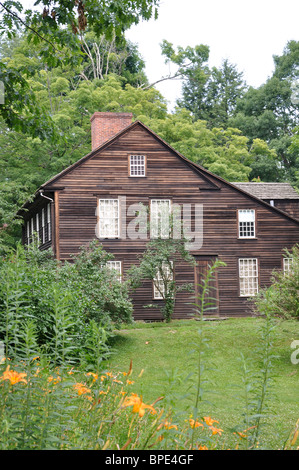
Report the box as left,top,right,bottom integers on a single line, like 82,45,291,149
149,110,255,181
128,212,196,322
0,240,133,366
0,0,160,133
254,245,299,320
178,58,247,129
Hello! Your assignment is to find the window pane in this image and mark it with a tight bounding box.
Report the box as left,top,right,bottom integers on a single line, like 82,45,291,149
239,210,255,238
153,261,173,299
107,261,122,282
150,200,171,239
99,199,119,238
239,258,258,296
283,258,293,274
130,155,145,177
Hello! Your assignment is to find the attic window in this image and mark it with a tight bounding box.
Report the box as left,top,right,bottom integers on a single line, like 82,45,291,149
238,209,256,238
129,155,146,177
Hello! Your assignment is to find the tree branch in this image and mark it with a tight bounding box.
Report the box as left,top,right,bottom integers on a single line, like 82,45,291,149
0,2,59,52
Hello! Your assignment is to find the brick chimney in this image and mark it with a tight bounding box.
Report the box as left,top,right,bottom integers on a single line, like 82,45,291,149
90,112,133,151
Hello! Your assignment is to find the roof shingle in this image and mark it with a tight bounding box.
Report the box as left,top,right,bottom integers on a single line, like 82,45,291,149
232,182,299,200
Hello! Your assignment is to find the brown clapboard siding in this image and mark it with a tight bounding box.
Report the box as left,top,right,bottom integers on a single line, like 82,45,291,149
20,120,299,320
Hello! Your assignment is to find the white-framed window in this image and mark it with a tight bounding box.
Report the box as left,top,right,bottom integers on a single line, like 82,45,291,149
26,221,30,245
238,209,256,238
41,208,45,244
106,261,122,282
98,199,120,238
150,199,171,239
153,261,173,299
36,213,39,236
239,258,258,296
47,204,51,241
129,155,146,177
283,257,293,274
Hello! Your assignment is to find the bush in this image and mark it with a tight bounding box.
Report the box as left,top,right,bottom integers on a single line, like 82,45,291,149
254,245,299,319
0,240,133,365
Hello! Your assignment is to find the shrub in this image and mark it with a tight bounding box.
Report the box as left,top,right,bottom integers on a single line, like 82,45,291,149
0,240,133,365
254,245,299,320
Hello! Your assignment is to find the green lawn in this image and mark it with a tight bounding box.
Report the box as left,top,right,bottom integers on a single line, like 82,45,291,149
107,317,299,449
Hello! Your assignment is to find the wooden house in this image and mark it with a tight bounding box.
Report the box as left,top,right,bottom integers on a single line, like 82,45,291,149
233,182,299,220
19,112,299,320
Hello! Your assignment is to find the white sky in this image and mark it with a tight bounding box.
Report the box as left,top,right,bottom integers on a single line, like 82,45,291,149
126,0,299,110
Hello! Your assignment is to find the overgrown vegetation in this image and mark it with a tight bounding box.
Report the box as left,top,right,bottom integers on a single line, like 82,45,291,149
254,245,299,320
0,257,298,450
0,240,133,367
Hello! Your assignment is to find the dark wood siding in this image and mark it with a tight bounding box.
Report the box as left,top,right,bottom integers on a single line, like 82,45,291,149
33,124,299,319
264,200,299,221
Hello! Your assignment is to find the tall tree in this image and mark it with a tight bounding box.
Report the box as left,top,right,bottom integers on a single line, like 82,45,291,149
0,0,160,135
178,58,246,128
229,41,299,184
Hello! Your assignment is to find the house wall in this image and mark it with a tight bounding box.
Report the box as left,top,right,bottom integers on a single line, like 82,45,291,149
263,200,299,221
42,125,299,319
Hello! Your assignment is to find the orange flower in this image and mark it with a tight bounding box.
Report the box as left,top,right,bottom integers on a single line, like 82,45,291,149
87,372,98,383
0,366,27,385
210,426,224,436
48,375,61,385
198,445,209,450
122,393,157,417
73,382,91,396
203,416,219,427
189,419,204,429
158,420,178,431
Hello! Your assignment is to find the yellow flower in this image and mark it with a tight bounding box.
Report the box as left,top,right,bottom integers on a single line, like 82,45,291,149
73,382,91,396
122,393,157,417
0,366,27,385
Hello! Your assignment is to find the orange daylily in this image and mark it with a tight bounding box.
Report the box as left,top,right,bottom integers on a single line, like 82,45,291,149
0,366,27,385
48,375,61,385
122,393,157,417
158,420,178,431
87,372,98,383
189,419,204,429
73,382,91,396
203,416,219,426
210,426,224,436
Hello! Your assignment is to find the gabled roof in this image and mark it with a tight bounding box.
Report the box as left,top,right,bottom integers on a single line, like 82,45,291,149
232,182,299,200
18,120,299,225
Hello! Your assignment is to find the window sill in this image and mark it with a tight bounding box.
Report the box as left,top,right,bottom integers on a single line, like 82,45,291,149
238,237,258,240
